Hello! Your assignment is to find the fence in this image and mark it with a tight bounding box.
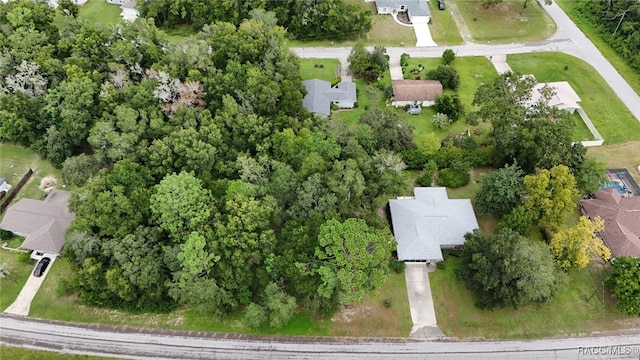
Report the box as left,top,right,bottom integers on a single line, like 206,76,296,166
0,169,33,213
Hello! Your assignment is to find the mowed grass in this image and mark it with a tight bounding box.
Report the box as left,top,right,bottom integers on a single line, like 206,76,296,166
30,257,410,337
587,141,640,184
507,52,640,144
430,255,640,339
571,111,594,141
0,346,122,360
454,0,556,43
0,143,63,203
0,250,34,312
556,0,640,97
299,59,341,81
78,0,122,26
428,2,463,45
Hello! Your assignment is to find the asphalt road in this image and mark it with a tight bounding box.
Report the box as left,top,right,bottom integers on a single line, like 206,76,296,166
2,315,640,359
291,2,640,122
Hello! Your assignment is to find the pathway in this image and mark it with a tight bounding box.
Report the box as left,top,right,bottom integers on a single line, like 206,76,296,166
404,263,444,338
446,0,473,44
488,54,512,74
4,256,56,316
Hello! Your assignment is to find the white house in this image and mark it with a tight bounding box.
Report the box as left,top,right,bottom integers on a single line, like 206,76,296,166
373,0,431,23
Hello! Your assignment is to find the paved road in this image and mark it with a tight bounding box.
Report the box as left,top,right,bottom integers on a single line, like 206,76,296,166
1,315,640,359
291,3,640,122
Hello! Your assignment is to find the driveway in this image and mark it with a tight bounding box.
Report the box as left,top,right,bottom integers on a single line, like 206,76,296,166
4,256,56,316
412,18,437,47
404,263,444,338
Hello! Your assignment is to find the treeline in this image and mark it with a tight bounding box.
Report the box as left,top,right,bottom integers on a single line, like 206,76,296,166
138,0,372,41
574,0,640,73
0,0,400,326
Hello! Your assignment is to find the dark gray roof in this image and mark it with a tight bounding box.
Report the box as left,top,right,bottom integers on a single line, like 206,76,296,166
302,79,356,117
389,187,478,262
0,190,74,254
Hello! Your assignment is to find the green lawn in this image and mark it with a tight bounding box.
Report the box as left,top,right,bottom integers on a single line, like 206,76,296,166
0,346,122,360
430,255,640,339
454,0,556,43
30,256,410,337
507,52,640,144
588,141,640,184
0,250,34,312
555,0,640,97
571,111,594,141
78,0,123,26
299,59,341,82
0,143,64,204
428,2,464,45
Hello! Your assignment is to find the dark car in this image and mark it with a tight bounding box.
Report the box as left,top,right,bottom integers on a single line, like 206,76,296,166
438,0,445,10
33,257,51,277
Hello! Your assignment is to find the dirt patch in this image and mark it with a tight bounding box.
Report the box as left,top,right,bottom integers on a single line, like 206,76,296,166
331,304,373,323
38,176,58,193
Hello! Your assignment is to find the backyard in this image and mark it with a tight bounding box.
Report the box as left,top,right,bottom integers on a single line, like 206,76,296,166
454,0,556,43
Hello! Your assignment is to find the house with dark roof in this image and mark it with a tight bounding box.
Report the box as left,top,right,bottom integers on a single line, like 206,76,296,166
389,187,479,263
0,189,74,257
302,79,357,117
580,188,640,258
391,80,443,107
373,0,431,23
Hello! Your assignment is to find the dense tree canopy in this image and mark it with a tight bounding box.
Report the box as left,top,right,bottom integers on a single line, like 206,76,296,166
475,163,525,217
523,165,578,231
550,216,609,270
606,257,640,316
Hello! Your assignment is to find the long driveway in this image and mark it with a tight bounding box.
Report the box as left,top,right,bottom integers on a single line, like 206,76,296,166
291,3,640,122
3,257,56,316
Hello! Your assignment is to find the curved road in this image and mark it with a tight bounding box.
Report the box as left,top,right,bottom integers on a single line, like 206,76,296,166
292,2,640,122
1,315,640,359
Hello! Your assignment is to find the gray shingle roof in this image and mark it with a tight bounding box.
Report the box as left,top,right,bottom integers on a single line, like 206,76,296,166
375,0,431,17
302,79,356,117
389,187,479,262
0,190,74,254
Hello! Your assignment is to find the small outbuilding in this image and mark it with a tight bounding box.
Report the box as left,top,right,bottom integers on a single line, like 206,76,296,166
391,80,443,107
389,187,479,263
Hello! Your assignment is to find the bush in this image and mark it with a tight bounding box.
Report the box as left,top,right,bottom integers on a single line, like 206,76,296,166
18,252,32,264
417,174,433,186
390,260,406,273
330,103,339,111
401,148,430,170
383,298,392,308
244,303,267,330
432,113,452,129
0,229,14,241
57,278,76,297
436,168,470,188
434,95,464,120
442,49,456,65
426,65,460,91
436,261,446,270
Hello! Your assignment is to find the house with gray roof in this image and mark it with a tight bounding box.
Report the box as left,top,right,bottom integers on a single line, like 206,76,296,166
389,187,479,263
0,177,11,193
302,79,357,117
0,189,74,255
373,0,431,23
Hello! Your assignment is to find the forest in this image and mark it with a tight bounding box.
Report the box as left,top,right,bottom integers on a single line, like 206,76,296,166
0,0,400,327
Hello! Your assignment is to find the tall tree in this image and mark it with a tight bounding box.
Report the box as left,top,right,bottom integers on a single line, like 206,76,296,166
550,216,609,270
523,165,578,231
606,257,640,316
475,163,525,216
457,229,564,309
310,218,395,306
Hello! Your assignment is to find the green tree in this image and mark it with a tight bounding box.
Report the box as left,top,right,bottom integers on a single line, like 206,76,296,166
431,112,452,129
550,216,609,270
150,171,212,241
62,154,97,187
456,229,564,309
606,257,640,316
498,205,532,236
434,94,463,120
523,165,578,231
244,302,268,329
264,282,297,329
359,108,415,152
475,163,525,216
311,218,395,306
426,65,459,91
442,49,456,65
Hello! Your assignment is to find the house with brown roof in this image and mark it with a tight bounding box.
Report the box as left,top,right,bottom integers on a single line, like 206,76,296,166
391,80,443,108
0,189,74,258
579,188,640,258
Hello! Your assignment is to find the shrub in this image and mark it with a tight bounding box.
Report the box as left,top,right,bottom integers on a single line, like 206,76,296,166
330,103,339,111
383,298,392,308
442,49,456,65
401,148,429,170
436,261,446,270
434,95,464,120
18,252,32,264
390,260,406,273
57,278,76,297
432,112,452,129
244,303,267,330
436,168,470,188
499,206,532,236
417,174,433,187
426,65,460,91
0,229,14,241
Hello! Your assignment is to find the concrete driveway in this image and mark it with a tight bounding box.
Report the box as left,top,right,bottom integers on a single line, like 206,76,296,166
413,18,437,47
4,256,56,316
404,263,444,338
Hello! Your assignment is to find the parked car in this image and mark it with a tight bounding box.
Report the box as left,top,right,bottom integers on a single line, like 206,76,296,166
407,102,422,115
438,0,445,10
33,257,51,277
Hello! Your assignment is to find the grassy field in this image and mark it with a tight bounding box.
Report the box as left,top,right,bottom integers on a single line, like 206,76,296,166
428,2,464,45
30,256,411,337
0,143,64,203
299,59,341,82
430,255,640,339
0,346,122,360
571,111,594,141
454,0,556,43
78,0,122,26
507,52,640,144
587,141,640,184
555,0,640,97
0,249,34,312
